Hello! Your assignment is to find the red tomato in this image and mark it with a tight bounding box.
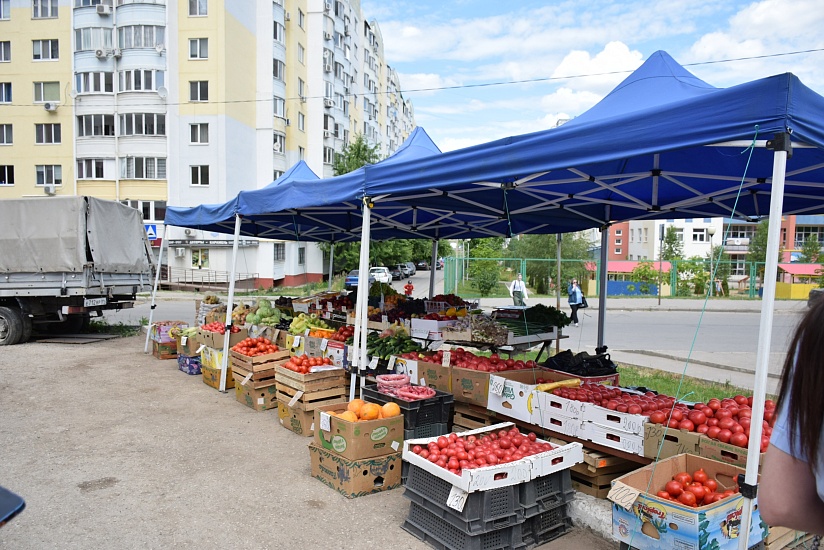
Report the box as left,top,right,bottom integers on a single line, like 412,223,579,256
693,468,708,484
678,419,695,432
703,479,718,492
665,480,683,497
678,491,697,507
730,433,748,448
717,429,733,443
650,411,667,424
657,491,672,500
674,472,693,486
686,483,706,503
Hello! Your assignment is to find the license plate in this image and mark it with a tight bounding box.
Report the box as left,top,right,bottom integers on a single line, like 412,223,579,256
84,297,107,307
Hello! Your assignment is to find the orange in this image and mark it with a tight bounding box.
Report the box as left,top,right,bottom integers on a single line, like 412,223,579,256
347,399,365,416
381,402,401,418
358,403,381,420
338,411,358,423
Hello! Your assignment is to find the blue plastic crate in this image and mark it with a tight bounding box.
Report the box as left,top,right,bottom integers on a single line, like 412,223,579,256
363,384,454,430
402,501,527,550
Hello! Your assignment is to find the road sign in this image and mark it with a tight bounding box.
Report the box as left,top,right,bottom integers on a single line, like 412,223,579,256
144,224,157,240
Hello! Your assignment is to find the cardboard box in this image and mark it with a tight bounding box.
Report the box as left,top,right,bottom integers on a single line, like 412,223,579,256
451,366,490,407
582,402,647,436
199,345,225,370
285,333,305,356
395,358,451,393
308,444,402,498
403,422,583,493
534,409,586,438
325,340,348,369
698,436,765,469
233,376,278,411
303,335,328,358
541,367,619,387
531,372,587,420
277,400,315,436
201,363,234,390
152,340,177,359
644,423,704,460
174,333,201,357
410,318,457,340
314,403,404,460
580,421,644,456
197,327,248,349
486,370,544,424
150,320,188,343
610,454,766,550
177,354,201,375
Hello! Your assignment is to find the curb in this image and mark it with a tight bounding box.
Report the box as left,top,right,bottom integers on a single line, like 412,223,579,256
615,349,782,379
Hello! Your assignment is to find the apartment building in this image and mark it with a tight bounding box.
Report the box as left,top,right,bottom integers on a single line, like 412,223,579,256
0,0,415,287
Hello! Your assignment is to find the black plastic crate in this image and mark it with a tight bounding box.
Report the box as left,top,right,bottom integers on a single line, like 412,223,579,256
404,463,524,534
402,501,528,550
404,422,449,441
362,384,454,430
518,468,575,517
520,501,572,548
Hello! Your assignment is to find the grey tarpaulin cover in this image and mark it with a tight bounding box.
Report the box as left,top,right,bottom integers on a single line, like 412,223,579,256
0,196,153,274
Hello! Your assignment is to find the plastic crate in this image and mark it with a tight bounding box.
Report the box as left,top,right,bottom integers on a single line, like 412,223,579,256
402,501,527,550
404,463,523,535
518,468,574,517
521,509,572,549
362,384,454,430
404,422,449,441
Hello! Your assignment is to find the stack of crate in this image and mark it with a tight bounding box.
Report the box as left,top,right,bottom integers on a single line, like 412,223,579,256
230,349,290,411
275,366,346,436
362,384,454,440
569,448,637,498
452,402,500,432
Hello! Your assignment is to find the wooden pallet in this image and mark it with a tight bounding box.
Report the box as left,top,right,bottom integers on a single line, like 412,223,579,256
275,382,346,411
765,526,816,549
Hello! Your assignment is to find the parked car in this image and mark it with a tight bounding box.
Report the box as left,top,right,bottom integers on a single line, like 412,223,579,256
395,263,412,278
369,266,392,284
416,260,429,270
389,266,403,280
405,262,417,276
344,269,375,289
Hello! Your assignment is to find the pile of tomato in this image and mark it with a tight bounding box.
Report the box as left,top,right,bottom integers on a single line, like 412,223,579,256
200,321,242,335
328,325,355,342
657,468,739,507
408,427,554,475
230,337,279,357
281,353,334,374
399,348,539,373
551,383,677,414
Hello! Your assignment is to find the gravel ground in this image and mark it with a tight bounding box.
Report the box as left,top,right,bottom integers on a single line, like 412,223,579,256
0,335,616,549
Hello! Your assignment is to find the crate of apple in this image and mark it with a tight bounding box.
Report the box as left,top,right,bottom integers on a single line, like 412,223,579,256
200,321,242,335
657,467,739,507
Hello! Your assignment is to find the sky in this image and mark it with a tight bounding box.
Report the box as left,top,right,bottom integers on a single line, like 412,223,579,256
360,0,824,152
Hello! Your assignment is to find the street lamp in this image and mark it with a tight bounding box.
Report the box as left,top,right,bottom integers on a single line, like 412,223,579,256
708,226,717,295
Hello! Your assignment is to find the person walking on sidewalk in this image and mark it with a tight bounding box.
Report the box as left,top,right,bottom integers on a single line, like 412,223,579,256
568,279,583,326
509,273,528,306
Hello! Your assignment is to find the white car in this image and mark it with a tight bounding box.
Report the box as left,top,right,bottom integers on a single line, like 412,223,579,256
369,267,391,284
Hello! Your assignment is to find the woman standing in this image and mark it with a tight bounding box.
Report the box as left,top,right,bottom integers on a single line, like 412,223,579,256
567,279,583,327
760,299,824,535
509,273,528,306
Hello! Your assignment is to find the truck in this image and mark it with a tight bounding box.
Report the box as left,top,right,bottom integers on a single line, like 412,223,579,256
0,196,155,345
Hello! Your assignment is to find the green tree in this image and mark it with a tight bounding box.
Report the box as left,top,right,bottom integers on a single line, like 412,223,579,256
630,261,665,294
707,244,731,295
332,133,381,176
746,220,782,283
468,241,501,296
799,236,821,264
661,226,684,261
506,232,593,296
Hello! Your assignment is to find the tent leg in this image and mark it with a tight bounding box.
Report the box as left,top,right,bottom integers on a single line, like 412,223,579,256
144,224,170,353
218,215,242,393
328,243,335,291
596,225,609,352
429,239,438,298
556,234,562,355
738,141,789,550
350,200,372,401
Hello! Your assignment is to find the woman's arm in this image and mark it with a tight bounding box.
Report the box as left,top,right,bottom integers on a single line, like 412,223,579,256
760,444,824,535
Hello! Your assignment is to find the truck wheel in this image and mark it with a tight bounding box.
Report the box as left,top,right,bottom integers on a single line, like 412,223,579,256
19,315,32,343
59,313,91,334
0,306,24,346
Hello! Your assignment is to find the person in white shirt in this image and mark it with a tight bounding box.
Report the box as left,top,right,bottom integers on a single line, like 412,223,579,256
509,273,528,306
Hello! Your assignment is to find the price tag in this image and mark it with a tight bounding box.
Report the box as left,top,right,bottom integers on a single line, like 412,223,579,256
420,377,426,386
388,356,397,371
382,315,388,324
242,372,253,386
489,375,505,396
181,336,188,345
403,319,411,331
293,336,301,347
257,397,265,405
320,412,332,432
441,351,451,367
342,306,347,313
607,481,641,511
196,344,205,353
320,338,328,351
369,356,379,369
310,423,315,432
327,301,333,311
288,390,304,408
446,486,469,512
391,441,400,451
304,328,311,336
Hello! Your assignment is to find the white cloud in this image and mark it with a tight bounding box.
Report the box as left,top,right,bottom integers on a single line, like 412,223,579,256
552,42,644,96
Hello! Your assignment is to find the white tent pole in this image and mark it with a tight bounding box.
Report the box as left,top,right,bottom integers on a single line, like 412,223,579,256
556,234,562,354
328,243,335,291
596,225,609,351
358,202,372,399
429,239,438,298
218,214,242,393
350,200,372,401
144,224,170,353
738,140,789,550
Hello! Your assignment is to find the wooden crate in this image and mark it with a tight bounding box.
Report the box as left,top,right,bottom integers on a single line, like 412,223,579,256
275,382,346,412
274,365,347,392
765,526,816,549
452,402,500,432
231,350,290,381
569,448,636,499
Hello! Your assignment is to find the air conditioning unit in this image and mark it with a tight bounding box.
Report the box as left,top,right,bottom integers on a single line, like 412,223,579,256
112,48,122,58
43,102,58,112
323,49,330,59
96,4,112,15
284,12,290,21
155,44,164,54
299,95,306,103
324,2,332,12
184,228,195,237
43,183,56,195
174,247,186,258
324,98,335,108
324,32,333,41
324,130,333,138
273,141,282,152
324,63,332,72
95,48,107,59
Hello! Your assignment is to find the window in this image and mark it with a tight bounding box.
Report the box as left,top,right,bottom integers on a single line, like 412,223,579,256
298,44,304,64
615,248,622,255
74,27,113,51
119,69,165,92
323,146,334,164
190,123,208,144
189,38,207,59
33,81,59,102
120,157,166,179
643,228,648,242
118,25,165,49
76,114,115,136
119,113,166,136
33,39,59,60
189,0,206,16
273,59,285,81
120,199,166,221
298,9,304,28
35,123,61,144
0,165,13,185
75,72,113,94
274,22,284,43
675,228,684,242
36,164,62,186
0,124,11,144
630,229,634,242
298,78,305,98
692,229,708,242
75,0,109,6
191,165,209,186
0,0,8,20
77,159,104,179
191,248,209,268
298,112,305,131
273,243,285,261
298,146,304,160
795,227,824,249
614,239,622,246
273,132,284,153
0,41,9,62
323,114,334,132
273,170,283,181
298,247,305,265
273,96,285,118
189,81,208,101
615,229,622,236
33,0,57,18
